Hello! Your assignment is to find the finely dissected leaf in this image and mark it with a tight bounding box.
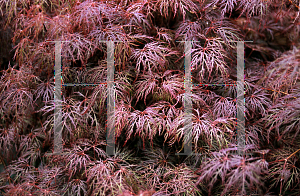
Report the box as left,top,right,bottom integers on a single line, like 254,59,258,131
34,78,54,103
156,27,175,46
126,105,162,146
171,108,235,147
133,70,184,104
204,0,238,16
39,96,92,141
131,42,178,74
61,32,95,64
197,146,267,195
114,3,151,34
153,0,199,20
63,145,92,180
175,19,207,41
62,178,87,196
71,0,110,34
191,38,229,82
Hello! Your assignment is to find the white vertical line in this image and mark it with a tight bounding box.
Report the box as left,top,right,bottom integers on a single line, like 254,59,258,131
176,41,192,155
237,41,245,156
106,40,115,155
54,41,63,153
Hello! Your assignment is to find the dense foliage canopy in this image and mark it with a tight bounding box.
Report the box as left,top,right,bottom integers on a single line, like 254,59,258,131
0,0,299,195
